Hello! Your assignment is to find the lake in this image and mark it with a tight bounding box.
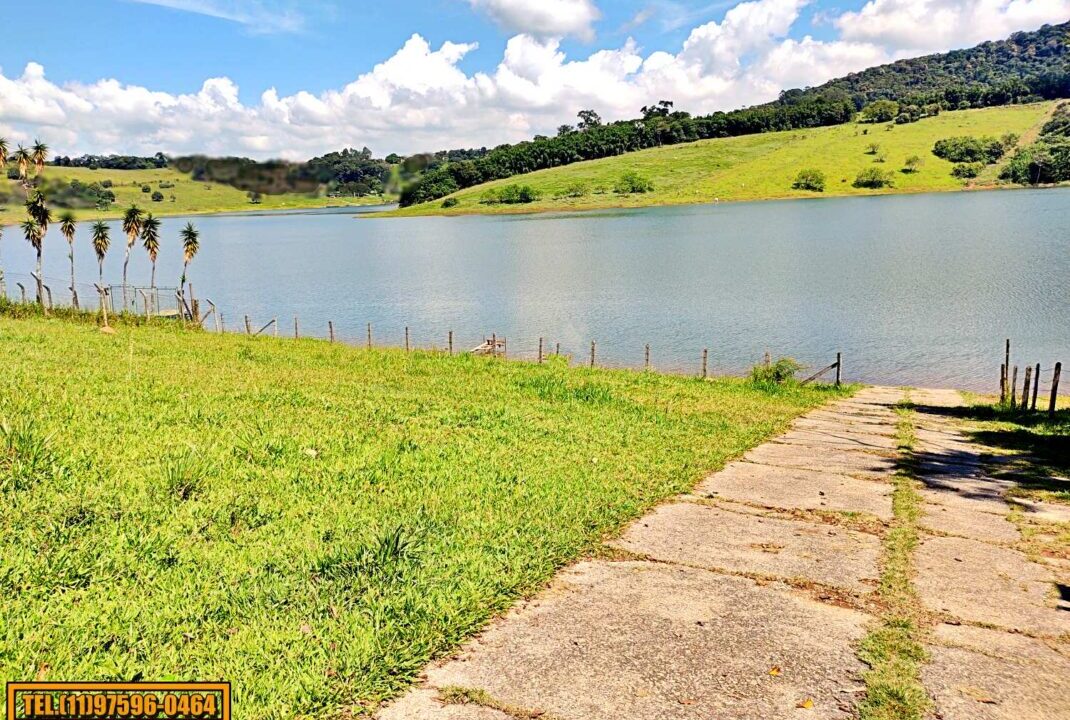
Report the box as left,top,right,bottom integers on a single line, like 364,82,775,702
4,189,1068,391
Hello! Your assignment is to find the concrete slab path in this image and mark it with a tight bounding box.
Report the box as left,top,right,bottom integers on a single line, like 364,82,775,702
377,387,1069,720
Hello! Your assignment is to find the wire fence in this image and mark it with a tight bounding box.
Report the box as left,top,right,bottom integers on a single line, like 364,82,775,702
1,272,180,317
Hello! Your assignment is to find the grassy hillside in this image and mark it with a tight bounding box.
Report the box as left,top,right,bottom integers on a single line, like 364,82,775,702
0,166,389,225
0,309,848,719
383,103,1055,217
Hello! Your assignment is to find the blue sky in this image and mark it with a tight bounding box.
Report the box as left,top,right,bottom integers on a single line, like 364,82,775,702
0,0,1064,158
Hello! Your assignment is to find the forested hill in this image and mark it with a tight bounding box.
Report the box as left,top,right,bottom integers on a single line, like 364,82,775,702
805,21,1070,106
399,21,1070,207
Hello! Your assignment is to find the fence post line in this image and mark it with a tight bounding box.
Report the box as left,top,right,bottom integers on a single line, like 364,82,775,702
538,337,544,364
329,321,335,343
448,330,454,356
245,315,252,335
645,344,650,370
1032,363,1041,411
294,316,299,339
836,352,842,387
702,349,708,379
1021,365,1032,411
590,341,596,369
1010,365,1018,409
405,327,410,352
1050,362,1062,418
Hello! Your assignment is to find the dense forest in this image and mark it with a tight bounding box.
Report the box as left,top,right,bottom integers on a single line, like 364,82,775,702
399,21,1069,206
1000,101,1070,184
50,153,169,170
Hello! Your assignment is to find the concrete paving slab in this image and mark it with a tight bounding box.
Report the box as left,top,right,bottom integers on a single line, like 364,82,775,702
612,502,881,592
744,443,896,479
421,561,869,720
915,536,1068,636
922,624,1070,720
379,689,513,720
1008,497,1070,524
773,429,899,452
695,461,893,519
793,416,897,436
919,475,1014,514
920,501,1019,543
910,388,966,407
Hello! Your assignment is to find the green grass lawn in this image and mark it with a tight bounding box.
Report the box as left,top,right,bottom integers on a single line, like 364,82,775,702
0,311,850,719
381,103,1056,217
0,166,390,225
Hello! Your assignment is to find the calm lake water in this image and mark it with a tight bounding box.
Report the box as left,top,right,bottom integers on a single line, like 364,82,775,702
4,189,1069,391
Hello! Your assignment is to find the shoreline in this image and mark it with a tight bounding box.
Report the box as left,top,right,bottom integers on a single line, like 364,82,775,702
364,180,1070,220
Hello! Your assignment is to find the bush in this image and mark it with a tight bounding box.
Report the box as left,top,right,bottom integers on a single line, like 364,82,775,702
557,181,589,198
479,184,539,205
792,168,825,192
951,163,983,179
441,197,459,208
613,171,654,194
151,190,164,202
750,358,802,387
141,185,151,193
853,168,895,189
865,143,881,155
101,179,113,188
6,167,19,179
932,136,1005,164
902,155,922,173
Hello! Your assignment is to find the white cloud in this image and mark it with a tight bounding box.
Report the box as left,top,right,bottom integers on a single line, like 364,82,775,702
836,0,1070,54
468,0,602,40
1,0,1063,160
128,0,306,34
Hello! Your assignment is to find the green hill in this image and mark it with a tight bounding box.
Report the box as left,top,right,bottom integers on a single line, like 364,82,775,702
0,166,389,225
382,102,1055,217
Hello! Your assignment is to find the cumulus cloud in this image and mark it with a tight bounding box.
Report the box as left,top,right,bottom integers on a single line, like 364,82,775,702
468,0,602,40
836,0,1070,54
1,0,1064,160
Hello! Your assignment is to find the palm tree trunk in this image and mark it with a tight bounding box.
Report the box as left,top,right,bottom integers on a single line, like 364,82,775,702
179,264,190,319
150,262,156,313
98,262,109,327
35,250,44,306
69,244,79,309
122,244,131,309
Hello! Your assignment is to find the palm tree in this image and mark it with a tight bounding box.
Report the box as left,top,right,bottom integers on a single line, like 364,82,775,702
0,137,8,171
31,140,48,176
91,221,111,327
26,191,52,232
120,205,143,307
178,222,200,318
13,145,31,185
140,213,161,290
21,219,44,306
59,212,79,308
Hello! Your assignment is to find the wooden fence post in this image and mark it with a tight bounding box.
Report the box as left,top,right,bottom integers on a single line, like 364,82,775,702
764,351,771,367
328,321,335,343
1032,363,1041,411
836,352,842,387
1000,363,1007,403
1021,365,1032,411
245,315,252,335
367,323,372,349
538,337,544,364
702,349,708,379
1003,339,1011,403
1051,363,1062,418
219,313,224,332
448,330,454,356
645,344,650,371
555,342,560,357
590,341,596,369
294,316,299,339
405,327,410,352
491,333,497,358
273,318,278,338
1010,366,1018,409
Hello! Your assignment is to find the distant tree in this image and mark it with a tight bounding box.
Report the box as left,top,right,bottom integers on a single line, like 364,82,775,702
441,197,459,208
614,171,654,194
861,100,899,123
999,132,1020,150
865,142,882,155
385,153,402,164
247,190,262,204
903,155,923,173
577,110,603,130
91,220,110,285
951,162,983,179
556,124,574,137
59,212,79,308
151,190,164,202
792,168,826,192
0,137,7,169
141,185,151,193
932,136,1005,164
31,140,48,175
13,145,31,185
853,167,895,189
641,100,674,120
